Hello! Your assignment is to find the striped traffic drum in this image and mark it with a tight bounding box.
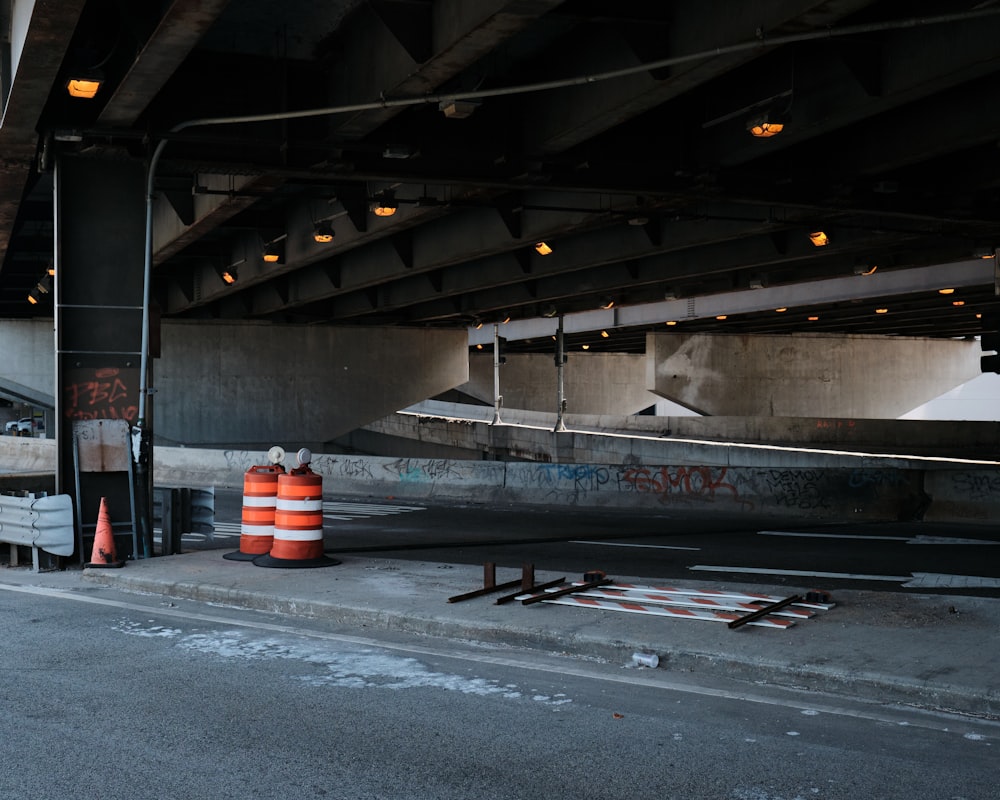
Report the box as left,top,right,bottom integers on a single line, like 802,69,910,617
223,465,284,561
254,466,339,568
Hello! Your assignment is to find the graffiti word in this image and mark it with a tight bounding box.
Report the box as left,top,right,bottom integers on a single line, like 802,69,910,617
951,472,1000,501
533,464,611,493
765,469,830,510
620,466,743,506
63,366,138,423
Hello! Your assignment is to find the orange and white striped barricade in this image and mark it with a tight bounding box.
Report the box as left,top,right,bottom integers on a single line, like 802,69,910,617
224,464,284,561
254,465,339,568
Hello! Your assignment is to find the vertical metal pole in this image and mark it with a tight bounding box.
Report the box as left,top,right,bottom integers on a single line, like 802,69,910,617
491,323,502,425
554,315,567,432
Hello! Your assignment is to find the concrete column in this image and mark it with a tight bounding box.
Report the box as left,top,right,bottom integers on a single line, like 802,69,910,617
154,321,469,447
647,332,983,418
462,352,655,415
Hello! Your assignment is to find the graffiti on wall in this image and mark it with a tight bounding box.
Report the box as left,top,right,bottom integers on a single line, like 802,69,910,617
950,471,1000,501
63,366,139,423
763,469,831,510
209,449,927,518
522,463,754,509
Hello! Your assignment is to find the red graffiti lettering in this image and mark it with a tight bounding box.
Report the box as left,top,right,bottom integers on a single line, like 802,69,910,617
621,465,748,507
63,367,139,424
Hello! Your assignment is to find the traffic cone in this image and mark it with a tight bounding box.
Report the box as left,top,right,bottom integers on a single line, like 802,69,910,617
85,497,125,568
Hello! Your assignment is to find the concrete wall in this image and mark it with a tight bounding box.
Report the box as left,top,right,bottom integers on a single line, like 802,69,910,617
156,321,470,447
647,332,982,418
462,352,656,414
0,318,469,449
3,437,998,524
146,447,938,523
360,400,1000,460
0,318,54,406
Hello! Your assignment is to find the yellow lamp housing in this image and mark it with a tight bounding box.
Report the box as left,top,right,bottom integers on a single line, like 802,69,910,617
66,76,103,99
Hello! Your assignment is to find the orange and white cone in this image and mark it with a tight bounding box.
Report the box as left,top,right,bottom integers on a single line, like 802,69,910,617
85,496,124,568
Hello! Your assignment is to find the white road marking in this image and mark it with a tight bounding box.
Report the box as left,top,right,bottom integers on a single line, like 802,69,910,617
759,531,1000,546
759,530,907,542
908,536,1000,546
905,573,1000,589
156,502,427,538
690,565,909,582
1,580,995,738
691,565,1000,589
570,540,700,551
323,501,425,521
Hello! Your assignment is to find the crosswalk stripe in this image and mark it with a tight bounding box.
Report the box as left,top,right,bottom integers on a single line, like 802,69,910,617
154,501,426,546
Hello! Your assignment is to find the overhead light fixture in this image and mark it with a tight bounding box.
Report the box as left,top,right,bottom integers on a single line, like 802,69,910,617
221,267,238,285
542,304,558,318
747,111,786,138
601,330,610,338
382,145,417,159
938,288,955,295
875,307,889,314
476,343,483,350
66,70,103,99
439,100,478,119
372,189,399,217
973,243,996,259
473,318,483,330
716,314,728,320
809,230,830,247
535,241,553,256
775,307,787,313
581,344,590,350
372,190,398,217
952,300,966,307
808,315,820,321
599,298,615,310
262,240,284,264
854,262,877,276
27,289,40,305
313,221,335,243
501,314,511,324
665,320,678,326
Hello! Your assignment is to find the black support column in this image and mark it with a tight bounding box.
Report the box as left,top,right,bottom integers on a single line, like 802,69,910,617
54,154,151,560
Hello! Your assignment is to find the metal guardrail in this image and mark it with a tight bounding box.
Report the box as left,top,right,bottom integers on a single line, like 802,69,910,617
0,492,74,570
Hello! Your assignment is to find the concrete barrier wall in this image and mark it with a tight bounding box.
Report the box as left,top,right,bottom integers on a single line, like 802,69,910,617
151,446,931,522
2,438,996,525
923,470,1000,523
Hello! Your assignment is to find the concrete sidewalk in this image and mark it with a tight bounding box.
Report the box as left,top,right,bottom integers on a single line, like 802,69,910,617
43,548,994,719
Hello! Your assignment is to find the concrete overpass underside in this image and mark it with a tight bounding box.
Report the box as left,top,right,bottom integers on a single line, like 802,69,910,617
2,2,1000,528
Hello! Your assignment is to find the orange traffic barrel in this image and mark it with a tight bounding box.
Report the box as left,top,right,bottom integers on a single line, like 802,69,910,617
254,466,339,568
224,465,285,561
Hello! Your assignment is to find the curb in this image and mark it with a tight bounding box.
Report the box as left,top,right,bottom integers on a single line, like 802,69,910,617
81,569,998,719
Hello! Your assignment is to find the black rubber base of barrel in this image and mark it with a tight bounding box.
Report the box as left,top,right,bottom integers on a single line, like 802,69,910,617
223,550,261,561
252,553,341,569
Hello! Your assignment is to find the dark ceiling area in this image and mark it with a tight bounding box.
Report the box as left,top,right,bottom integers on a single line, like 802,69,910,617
3,0,1000,354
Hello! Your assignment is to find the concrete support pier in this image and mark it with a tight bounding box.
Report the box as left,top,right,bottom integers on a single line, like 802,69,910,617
647,332,982,417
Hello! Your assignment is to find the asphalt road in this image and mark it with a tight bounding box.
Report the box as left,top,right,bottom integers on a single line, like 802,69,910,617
191,490,1000,597
1,579,995,800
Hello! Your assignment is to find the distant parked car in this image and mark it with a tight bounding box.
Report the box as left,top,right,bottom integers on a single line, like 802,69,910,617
4,417,35,435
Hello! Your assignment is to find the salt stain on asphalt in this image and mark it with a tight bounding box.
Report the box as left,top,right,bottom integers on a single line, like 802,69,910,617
113,620,573,706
